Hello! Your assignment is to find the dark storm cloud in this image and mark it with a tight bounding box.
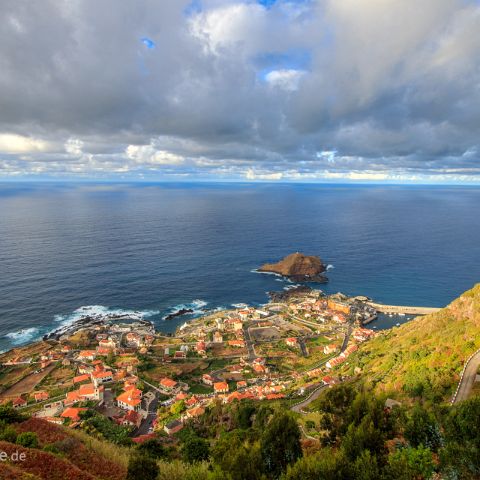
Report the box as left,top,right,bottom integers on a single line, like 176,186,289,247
0,0,479,182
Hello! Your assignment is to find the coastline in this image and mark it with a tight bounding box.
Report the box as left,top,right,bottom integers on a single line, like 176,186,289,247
0,285,439,359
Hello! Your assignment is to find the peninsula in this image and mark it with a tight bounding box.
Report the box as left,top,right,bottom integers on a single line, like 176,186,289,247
258,252,328,283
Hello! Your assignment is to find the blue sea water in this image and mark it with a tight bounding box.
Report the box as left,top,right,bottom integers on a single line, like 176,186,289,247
0,182,479,351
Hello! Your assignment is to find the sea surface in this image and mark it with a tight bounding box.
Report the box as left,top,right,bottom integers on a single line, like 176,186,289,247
1,182,479,351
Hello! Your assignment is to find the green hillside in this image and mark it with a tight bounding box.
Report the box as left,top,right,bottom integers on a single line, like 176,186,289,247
352,284,480,402
2,286,480,480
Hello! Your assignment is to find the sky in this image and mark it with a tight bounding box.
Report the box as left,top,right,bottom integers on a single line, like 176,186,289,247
0,0,480,183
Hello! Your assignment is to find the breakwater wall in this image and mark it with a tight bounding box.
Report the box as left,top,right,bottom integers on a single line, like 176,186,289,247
366,302,441,315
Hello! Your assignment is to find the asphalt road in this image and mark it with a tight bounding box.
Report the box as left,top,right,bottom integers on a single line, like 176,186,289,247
453,350,480,404
133,391,160,436
291,384,328,413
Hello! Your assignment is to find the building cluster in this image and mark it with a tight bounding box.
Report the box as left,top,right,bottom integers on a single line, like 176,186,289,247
3,293,381,445
288,296,350,323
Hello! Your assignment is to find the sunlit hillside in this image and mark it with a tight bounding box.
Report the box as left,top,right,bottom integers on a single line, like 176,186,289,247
351,284,480,402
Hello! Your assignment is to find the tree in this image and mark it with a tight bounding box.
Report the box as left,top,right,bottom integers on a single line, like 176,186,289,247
440,397,480,478
352,450,381,480
213,433,263,480
81,410,132,445
170,400,186,415
261,412,302,478
126,453,159,480
0,405,25,424
342,417,385,462
236,402,256,430
16,431,39,448
181,436,210,463
0,424,17,443
305,420,316,430
106,352,116,366
282,448,348,480
404,405,442,451
386,446,434,480
137,438,168,459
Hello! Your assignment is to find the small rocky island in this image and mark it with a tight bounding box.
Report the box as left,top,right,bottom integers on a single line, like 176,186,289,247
258,252,328,283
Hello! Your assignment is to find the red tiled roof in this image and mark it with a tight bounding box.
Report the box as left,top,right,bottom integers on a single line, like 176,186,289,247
160,378,177,388
117,388,142,407
92,370,113,379
186,406,205,417
214,382,229,392
34,391,49,401
73,374,90,384
61,407,86,421
185,396,199,407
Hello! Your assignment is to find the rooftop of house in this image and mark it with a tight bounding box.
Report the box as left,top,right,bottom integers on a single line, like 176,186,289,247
214,381,229,391
160,378,177,388
186,406,205,417
61,407,87,421
117,388,142,407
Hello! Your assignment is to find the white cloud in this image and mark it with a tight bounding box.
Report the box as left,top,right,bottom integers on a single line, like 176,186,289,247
0,0,479,182
0,133,51,154
245,168,283,180
265,69,305,91
189,3,267,55
65,138,84,156
125,144,184,165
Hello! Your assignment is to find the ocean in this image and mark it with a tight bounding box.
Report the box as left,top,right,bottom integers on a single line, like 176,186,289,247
1,182,479,351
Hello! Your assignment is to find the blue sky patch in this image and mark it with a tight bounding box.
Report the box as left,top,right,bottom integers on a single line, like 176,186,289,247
184,0,202,16
141,37,156,49
254,48,311,79
258,0,277,7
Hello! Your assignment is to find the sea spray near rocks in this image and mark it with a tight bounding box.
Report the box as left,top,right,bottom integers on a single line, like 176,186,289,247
162,299,208,321
5,327,40,345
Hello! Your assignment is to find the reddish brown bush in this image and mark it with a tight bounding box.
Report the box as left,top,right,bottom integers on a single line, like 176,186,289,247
0,441,96,480
13,418,126,480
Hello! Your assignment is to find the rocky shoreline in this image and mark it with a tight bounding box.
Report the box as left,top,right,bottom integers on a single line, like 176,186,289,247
163,308,194,321
43,312,153,341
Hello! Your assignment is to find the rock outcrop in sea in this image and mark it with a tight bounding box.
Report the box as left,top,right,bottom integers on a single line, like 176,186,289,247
258,252,328,283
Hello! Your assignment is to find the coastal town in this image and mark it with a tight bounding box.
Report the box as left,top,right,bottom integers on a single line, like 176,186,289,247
0,286,384,444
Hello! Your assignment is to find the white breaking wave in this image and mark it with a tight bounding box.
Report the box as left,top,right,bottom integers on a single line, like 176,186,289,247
231,303,249,309
53,305,159,330
211,306,226,313
283,284,301,291
326,264,335,270
162,299,208,320
5,327,40,345
250,269,283,277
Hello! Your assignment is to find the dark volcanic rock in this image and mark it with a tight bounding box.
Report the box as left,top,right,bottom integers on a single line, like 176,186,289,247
259,252,328,283
268,285,313,302
164,308,194,321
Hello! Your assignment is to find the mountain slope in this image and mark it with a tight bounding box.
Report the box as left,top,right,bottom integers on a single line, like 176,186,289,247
353,284,480,402
0,417,128,480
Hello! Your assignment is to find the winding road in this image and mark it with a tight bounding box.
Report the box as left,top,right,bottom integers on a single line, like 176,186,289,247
452,350,480,404
291,384,328,413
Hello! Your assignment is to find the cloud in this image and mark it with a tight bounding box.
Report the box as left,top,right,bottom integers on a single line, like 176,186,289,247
0,134,51,154
65,138,84,156
245,168,283,180
264,69,305,91
125,144,185,165
0,0,479,182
